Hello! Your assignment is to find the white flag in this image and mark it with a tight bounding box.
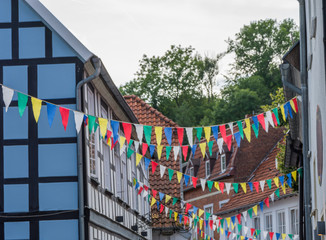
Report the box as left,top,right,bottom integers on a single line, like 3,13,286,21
228,122,234,135
135,124,143,142
217,138,224,154
243,226,248,235
74,111,84,133
186,128,193,147
165,206,169,216
260,180,265,192
173,146,180,161
160,165,166,178
200,179,206,191
266,111,275,128
265,117,269,133
225,182,232,195
263,231,268,240
242,211,247,221
134,141,140,152
270,192,275,202
120,144,126,156
2,86,14,112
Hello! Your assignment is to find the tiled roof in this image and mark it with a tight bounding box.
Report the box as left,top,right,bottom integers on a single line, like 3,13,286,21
216,137,296,216
124,95,181,229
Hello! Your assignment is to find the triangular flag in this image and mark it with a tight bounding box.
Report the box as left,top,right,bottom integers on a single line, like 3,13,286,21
282,234,286,240
177,127,184,145
166,146,172,160
157,145,163,160
298,168,303,177
244,118,251,142
248,208,253,218
182,145,188,160
144,158,151,170
160,203,164,213
292,98,299,112
263,231,268,240
73,111,83,133
134,141,140,152
248,182,253,192
266,179,272,189
242,211,247,221
127,148,134,158
272,108,280,126
136,153,142,166
142,143,148,156
274,177,279,187
252,116,259,130
97,117,108,138
219,124,227,142
159,192,165,201
160,165,166,178
151,189,158,198
59,107,70,131
195,127,203,140
119,136,126,155
225,135,232,151
252,124,259,138
252,205,258,216
279,175,285,186
31,97,42,122
174,212,178,222
122,122,132,144
173,146,180,161
238,224,242,233
264,197,270,208
234,132,241,147
260,180,265,192
199,142,206,158
198,209,204,217
237,121,244,139
288,234,293,240
257,113,266,130
269,232,274,240
211,126,219,142
265,116,270,132
281,104,286,121
200,179,206,191
168,168,174,181
176,171,183,183
186,128,193,146
275,188,280,197
251,228,255,236
217,138,224,154
204,127,211,142
135,124,143,142
192,177,198,188
266,111,275,128
155,126,162,146
219,182,225,194
151,197,156,206
149,144,155,157
165,194,171,204
2,86,14,112
17,92,28,117
292,170,297,182
225,182,232,195
253,182,259,193
236,214,241,224
240,183,247,193
172,197,178,205
111,120,120,142
207,180,213,192
143,125,152,145
151,161,158,174
164,127,172,145
232,183,239,193
208,141,214,156
270,192,275,202
88,115,96,133
228,122,234,135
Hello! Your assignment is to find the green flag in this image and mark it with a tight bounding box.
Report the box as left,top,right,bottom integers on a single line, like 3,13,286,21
288,234,293,239
256,229,261,236
207,180,213,192
275,188,280,197
169,209,173,219
232,183,239,193
298,168,303,177
248,208,253,218
143,125,152,145
252,124,259,138
220,219,224,228
205,212,211,220
88,115,96,134
237,235,240,240
272,108,280,125
172,197,178,205
237,121,244,139
127,148,134,158
168,168,174,181
208,141,214,156
195,127,203,140
237,224,242,233
17,92,28,117
128,139,134,148
266,179,272,189
94,122,99,133
166,146,172,160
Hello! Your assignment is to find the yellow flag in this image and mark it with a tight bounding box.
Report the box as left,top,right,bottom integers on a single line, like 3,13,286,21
98,118,108,138
119,136,126,151
107,137,111,147
136,153,142,166
204,127,211,142
215,182,220,191
226,217,231,227
31,97,42,123
198,209,204,217
290,99,297,113
157,145,163,160
151,197,156,207
199,142,206,158
165,194,171,204
292,170,297,182
240,183,247,193
253,205,258,216
176,171,183,183
220,227,224,235
231,222,235,230
241,236,245,240
155,126,163,146
199,219,203,230
282,184,286,194
282,234,287,240
281,105,286,121
192,213,196,219
244,118,251,142
273,177,279,187
174,212,178,222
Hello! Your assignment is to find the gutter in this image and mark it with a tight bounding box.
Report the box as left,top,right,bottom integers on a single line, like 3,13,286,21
76,57,102,240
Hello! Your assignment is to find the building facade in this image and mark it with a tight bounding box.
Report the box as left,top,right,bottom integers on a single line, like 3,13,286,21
0,0,150,239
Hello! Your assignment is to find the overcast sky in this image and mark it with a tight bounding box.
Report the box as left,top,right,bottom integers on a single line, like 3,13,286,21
40,0,299,88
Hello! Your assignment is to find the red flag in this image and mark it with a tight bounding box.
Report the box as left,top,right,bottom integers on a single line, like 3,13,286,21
218,217,222,226
182,145,188,160
269,232,274,240
111,138,118,150
184,215,188,225
160,203,164,213
209,220,214,230
138,186,143,195
177,128,184,145
220,124,226,141
219,182,225,194
151,161,158,174
185,203,192,213
225,135,232,151
192,177,198,188
143,185,149,191
264,197,270,208
257,113,266,130
122,122,132,144
236,213,241,224
251,228,255,236
227,231,231,238
142,143,148,156
152,189,158,198
293,98,298,112
271,112,278,127
59,107,69,131
106,130,112,140
253,182,259,193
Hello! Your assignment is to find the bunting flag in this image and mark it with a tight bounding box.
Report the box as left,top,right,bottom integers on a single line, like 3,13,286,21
208,141,214,156
160,165,166,178
173,146,180,161
186,128,193,146
252,116,259,130
119,136,126,155
168,168,174,181
144,158,151,170
252,124,259,138
257,113,266,131
135,124,143,142
192,177,198,188
184,174,190,186
143,125,152,145
176,171,183,183
59,107,69,131
166,146,172,160
252,205,258,216
164,127,172,146
200,179,206,191
142,143,148,156
240,183,247,193
237,121,244,139
177,127,184,145
149,145,155,157
195,127,203,141
191,144,197,157
98,117,108,138
2,86,14,112
204,127,211,142
234,132,241,147
233,183,239,193
73,110,83,133
182,145,188,160
136,153,142,166
88,115,96,133
151,161,158,174
291,170,297,182
200,142,206,158
122,122,132,144
155,126,163,146
31,97,42,122
220,124,226,141
165,194,171,204
207,180,213,192
212,125,219,142
157,145,163,160
17,92,28,117
111,120,119,142
244,118,251,142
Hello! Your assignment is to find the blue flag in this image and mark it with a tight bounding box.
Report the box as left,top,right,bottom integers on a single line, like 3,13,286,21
144,158,151,171
248,182,253,192
231,216,236,225
164,127,172,146
156,201,160,211
135,182,139,189
184,174,190,186
252,116,259,130
179,214,183,223
212,125,219,142
159,192,165,201
276,233,281,240
287,173,292,188
285,102,293,118
192,144,197,156
279,175,285,186
193,206,198,215
260,202,264,212
234,132,242,147
110,120,120,142
149,145,155,157
46,103,56,127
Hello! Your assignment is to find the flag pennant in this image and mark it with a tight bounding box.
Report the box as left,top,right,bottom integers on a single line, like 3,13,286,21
204,127,211,142
219,182,225,194
173,146,180,161
165,146,172,160
182,145,188,160
260,180,265,192
207,180,213,192
119,136,126,155
142,143,148,156
253,182,259,193
252,124,259,138
275,188,280,197
165,194,171,204
135,124,143,142
160,203,164,213
172,197,178,205
242,211,247,221
134,141,140,152
238,224,242,233
208,141,214,156
270,192,275,202
2,86,14,112
285,102,293,118
154,126,162,146
151,197,156,207
122,122,132,144
73,110,83,133
159,192,165,201
168,168,174,181
259,202,264,212
143,125,152,145
164,127,172,145
265,116,270,133
252,205,258,215
248,182,253,192
157,145,163,160
185,202,192,213
127,148,134,158
279,175,285,186
264,197,270,208
110,120,120,142
298,168,303,177
136,153,142,166
272,108,280,126
257,113,266,130
225,135,232,151
282,234,286,240
215,181,220,191
292,171,297,182
251,228,255,236
177,127,184,145
266,179,272,189
174,212,178,221
178,214,182,224
97,118,108,138
212,125,219,142
220,124,227,141
17,92,28,117
292,98,298,112
192,177,198,188
199,142,206,158
176,171,183,183
236,214,241,224
200,179,206,191
252,116,259,130
198,209,204,217
149,145,155,157
266,111,275,128
225,182,232,194
247,208,253,218
144,158,151,170
217,138,224,154
288,234,293,240
191,144,197,157
94,122,99,133
276,233,281,240
234,132,241,147
160,165,166,178
88,115,96,134
59,107,70,131
184,174,190,186
244,118,251,142
195,127,203,141
152,189,158,198
274,177,280,187
237,121,244,139
186,128,193,146
240,183,247,193
137,187,143,195
281,104,286,121
151,161,158,174
156,201,160,211
31,97,42,122
232,183,239,193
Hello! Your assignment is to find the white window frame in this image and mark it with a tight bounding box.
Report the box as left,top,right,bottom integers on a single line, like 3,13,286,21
189,167,194,177
205,160,210,178
221,154,226,173
290,208,299,235
204,203,214,237
219,199,229,209
265,212,273,232
253,216,261,240
277,210,286,233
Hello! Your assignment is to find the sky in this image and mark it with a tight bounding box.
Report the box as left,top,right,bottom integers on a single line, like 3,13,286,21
40,0,299,88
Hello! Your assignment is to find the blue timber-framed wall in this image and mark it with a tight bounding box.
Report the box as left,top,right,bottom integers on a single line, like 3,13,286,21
0,0,84,239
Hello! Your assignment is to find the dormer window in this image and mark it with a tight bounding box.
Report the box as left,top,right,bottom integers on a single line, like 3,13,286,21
221,154,226,173
189,167,194,177
205,161,210,178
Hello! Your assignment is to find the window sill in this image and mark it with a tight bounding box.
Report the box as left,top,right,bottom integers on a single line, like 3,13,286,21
90,176,100,186
104,189,114,197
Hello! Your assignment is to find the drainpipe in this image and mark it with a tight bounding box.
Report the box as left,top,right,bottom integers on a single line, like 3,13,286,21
76,57,102,240
298,0,312,239
280,63,302,95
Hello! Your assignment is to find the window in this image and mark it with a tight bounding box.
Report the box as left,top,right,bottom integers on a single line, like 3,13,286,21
253,217,261,240
290,208,299,235
87,88,97,177
219,199,229,209
205,161,210,178
265,213,273,232
221,154,226,172
204,204,214,237
189,167,194,177
277,211,286,233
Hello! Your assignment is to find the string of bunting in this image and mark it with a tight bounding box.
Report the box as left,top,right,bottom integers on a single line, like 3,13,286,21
134,179,298,240
1,84,299,159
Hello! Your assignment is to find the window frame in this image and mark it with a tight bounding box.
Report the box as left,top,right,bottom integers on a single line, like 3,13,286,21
290,208,299,235
277,210,286,233
203,203,214,237
221,154,226,173
264,212,273,232
205,160,210,178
